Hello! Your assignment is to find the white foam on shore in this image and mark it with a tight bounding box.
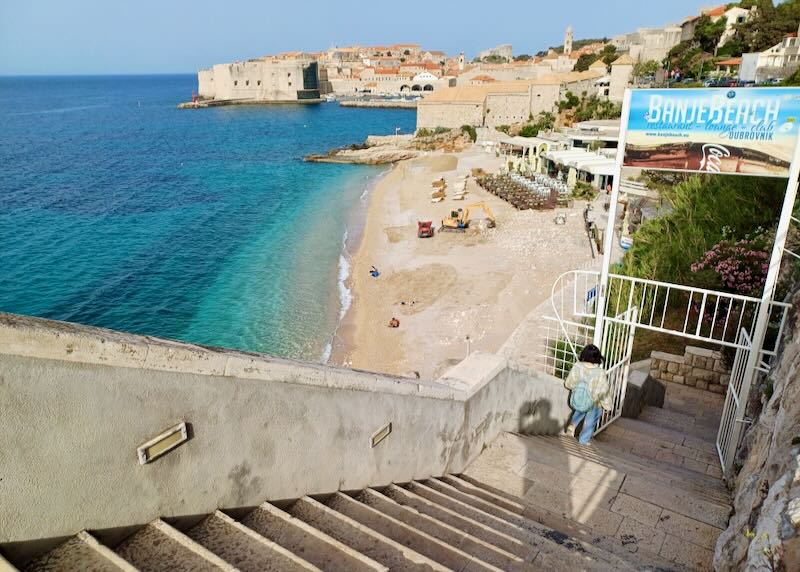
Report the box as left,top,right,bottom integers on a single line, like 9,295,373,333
337,230,353,321
321,230,351,364
320,168,389,364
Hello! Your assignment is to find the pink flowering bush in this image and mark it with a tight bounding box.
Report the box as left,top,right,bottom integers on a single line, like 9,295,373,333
690,229,770,296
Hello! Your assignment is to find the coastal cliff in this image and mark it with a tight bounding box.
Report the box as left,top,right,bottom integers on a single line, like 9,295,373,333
714,284,800,571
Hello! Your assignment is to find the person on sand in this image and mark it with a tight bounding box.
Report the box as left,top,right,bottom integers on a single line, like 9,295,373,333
370,266,380,278
388,317,400,328
563,344,612,445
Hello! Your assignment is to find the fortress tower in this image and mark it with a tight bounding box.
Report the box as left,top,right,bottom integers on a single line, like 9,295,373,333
564,25,573,55
458,52,465,71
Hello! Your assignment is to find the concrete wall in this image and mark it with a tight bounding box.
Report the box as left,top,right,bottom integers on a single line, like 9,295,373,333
0,313,571,548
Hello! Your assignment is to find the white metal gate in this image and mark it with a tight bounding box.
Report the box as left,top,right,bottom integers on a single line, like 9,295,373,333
595,308,638,435
716,328,754,476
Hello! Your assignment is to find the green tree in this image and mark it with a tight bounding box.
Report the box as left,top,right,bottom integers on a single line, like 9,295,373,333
735,0,800,53
574,53,601,71
558,91,581,111
633,60,660,78
694,15,727,53
601,44,618,66
514,54,532,61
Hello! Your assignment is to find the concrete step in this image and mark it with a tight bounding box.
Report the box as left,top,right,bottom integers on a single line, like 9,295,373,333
185,511,320,572
115,519,237,572
382,484,539,563
288,496,449,571
240,502,386,572
612,416,716,451
356,488,533,572
462,432,724,570
458,473,718,571
410,479,646,571
594,424,725,480
639,405,720,439
325,491,502,572
661,381,725,417
525,431,728,501
25,531,137,572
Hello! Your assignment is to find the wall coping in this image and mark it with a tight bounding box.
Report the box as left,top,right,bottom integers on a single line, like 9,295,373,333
0,313,493,402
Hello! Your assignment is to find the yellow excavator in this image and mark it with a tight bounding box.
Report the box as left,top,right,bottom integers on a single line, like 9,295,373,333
441,202,497,232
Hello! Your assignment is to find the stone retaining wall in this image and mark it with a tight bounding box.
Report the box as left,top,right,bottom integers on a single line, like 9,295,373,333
649,346,730,394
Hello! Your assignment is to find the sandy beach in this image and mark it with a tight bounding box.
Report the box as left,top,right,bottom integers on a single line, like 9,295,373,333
331,145,597,378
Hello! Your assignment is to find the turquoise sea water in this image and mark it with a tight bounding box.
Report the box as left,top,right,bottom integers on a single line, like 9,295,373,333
0,75,417,360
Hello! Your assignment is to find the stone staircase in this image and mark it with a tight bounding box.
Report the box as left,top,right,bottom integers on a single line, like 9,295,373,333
10,384,729,572
463,382,729,571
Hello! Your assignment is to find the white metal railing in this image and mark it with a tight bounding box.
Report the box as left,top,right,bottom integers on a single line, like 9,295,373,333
595,307,637,435
533,269,600,378
602,273,790,357
716,328,753,476
536,316,595,379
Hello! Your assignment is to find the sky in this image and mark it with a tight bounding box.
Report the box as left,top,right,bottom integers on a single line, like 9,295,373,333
0,0,713,75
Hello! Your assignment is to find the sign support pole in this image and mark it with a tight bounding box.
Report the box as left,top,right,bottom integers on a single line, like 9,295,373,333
594,89,633,347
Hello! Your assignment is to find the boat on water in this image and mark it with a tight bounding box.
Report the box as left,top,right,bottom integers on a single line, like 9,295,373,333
324,94,337,102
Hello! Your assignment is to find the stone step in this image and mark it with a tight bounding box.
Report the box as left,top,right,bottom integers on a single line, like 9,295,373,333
356,488,533,571
326,491,502,572
414,478,652,571
461,433,725,569
507,432,729,506
459,473,717,572
382,484,538,563
612,416,717,452
534,430,728,496
398,481,625,571
594,425,725,480
185,511,320,572
25,531,137,572
115,519,237,572
240,502,386,572
662,384,724,419
288,496,449,571
639,406,720,439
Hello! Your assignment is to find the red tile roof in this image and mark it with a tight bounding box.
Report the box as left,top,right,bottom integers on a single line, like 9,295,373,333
703,5,726,17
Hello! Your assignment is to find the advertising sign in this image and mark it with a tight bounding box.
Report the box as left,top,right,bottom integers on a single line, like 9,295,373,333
623,88,800,177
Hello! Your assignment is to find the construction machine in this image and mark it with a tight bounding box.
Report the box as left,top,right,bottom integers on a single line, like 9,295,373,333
441,202,496,232
417,221,434,238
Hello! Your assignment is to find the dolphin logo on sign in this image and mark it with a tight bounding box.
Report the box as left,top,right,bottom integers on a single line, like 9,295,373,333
700,143,731,173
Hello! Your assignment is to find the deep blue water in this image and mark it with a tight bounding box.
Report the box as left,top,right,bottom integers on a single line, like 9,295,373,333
0,75,416,359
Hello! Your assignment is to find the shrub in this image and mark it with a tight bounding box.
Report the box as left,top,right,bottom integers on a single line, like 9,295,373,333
572,181,597,201
460,124,477,142
690,229,770,296
620,175,785,286
497,124,511,134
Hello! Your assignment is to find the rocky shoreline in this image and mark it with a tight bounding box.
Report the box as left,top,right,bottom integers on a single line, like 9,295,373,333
304,129,474,165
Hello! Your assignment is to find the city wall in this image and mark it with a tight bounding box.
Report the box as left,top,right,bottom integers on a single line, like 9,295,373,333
0,313,571,551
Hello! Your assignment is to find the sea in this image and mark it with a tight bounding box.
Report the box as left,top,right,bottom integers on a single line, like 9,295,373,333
0,75,417,361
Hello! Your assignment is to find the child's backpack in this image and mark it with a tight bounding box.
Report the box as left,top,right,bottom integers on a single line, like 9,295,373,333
570,381,595,413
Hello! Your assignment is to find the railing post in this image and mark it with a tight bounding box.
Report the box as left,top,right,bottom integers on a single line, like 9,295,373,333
594,89,633,347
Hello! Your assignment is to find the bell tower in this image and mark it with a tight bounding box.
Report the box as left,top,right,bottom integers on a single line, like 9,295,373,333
564,25,573,56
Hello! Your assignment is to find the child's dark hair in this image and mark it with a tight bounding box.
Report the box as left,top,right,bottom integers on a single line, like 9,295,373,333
579,344,604,364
